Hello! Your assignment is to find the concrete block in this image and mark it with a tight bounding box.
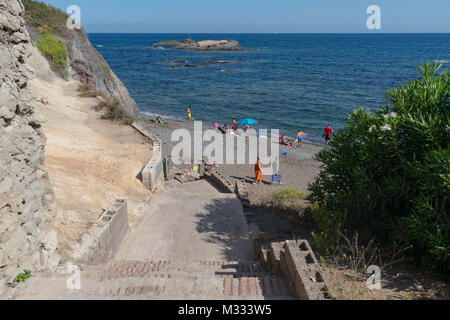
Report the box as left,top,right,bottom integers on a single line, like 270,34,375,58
282,240,331,300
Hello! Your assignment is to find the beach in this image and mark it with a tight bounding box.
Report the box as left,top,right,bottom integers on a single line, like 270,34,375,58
139,116,324,204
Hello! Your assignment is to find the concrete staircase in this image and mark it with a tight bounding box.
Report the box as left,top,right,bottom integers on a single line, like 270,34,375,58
17,259,296,300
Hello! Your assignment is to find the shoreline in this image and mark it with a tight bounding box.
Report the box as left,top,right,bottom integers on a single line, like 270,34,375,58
138,112,324,204
138,111,327,147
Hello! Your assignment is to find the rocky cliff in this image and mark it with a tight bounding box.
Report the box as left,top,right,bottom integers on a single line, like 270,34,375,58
24,3,138,117
0,0,60,298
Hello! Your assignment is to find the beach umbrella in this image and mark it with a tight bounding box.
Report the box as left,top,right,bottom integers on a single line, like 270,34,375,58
238,119,258,126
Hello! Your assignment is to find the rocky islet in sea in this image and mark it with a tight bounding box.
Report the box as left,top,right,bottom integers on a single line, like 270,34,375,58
157,38,244,51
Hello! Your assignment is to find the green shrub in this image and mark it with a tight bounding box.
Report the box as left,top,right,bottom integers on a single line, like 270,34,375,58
308,63,449,275
307,203,345,255
14,270,32,283
272,188,307,201
265,188,308,213
37,31,68,68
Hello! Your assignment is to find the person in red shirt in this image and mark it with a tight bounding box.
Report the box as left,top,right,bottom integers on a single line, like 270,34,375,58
324,125,333,145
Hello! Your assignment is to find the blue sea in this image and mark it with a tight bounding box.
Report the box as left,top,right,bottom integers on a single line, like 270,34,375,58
88,33,450,143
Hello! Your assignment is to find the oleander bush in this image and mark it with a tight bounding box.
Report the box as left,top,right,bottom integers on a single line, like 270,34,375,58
307,63,449,275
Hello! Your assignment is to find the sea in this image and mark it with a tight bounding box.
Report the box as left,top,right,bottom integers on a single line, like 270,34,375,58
88,33,450,143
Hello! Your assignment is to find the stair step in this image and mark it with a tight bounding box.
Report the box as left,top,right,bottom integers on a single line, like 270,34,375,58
33,259,297,300
95,260,265,280
222,275,292,298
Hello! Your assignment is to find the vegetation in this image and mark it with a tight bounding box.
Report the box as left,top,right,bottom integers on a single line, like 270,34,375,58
307,63,449,276
77,82,102,98
78,83,134,125
14,270,32,283
36,30,68,69
264,188,308,214
22,0,71,37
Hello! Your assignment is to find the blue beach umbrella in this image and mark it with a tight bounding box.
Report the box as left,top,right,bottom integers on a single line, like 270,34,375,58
238,118,258,126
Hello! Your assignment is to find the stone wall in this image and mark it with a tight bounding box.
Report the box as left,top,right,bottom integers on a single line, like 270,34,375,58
0,0,59,298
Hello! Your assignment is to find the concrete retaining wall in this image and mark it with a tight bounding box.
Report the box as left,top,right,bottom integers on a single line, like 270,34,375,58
205,171,235,193
73,199,129,265
235,179,250,211
132,122,164,192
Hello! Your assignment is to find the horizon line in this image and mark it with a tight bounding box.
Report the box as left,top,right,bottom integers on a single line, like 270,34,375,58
85,31,450,34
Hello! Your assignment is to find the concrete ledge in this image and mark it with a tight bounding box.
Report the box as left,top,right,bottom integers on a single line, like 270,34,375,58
206,171,235,193
131,122,161,142
235,179,250,211
73,199,129,265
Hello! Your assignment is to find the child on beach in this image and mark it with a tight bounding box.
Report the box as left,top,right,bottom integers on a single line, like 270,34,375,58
187,106,192,123
253,156,263,185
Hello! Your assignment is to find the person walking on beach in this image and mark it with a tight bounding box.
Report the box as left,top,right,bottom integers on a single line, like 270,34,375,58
324,124,333,145
253,156,263,185
187,106,192,123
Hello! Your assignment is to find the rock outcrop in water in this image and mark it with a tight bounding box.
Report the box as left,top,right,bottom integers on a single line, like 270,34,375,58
0,0,60,298
158,38,244,51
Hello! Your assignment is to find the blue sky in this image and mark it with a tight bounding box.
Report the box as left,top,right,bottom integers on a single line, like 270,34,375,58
45,0,450,33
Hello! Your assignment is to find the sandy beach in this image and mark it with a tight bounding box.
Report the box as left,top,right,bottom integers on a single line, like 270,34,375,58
139,116,324,204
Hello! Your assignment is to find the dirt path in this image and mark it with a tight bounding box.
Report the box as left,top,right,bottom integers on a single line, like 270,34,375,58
30,77,151,254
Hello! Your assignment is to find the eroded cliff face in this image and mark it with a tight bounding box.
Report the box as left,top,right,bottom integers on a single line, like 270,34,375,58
26,19,138,117
0,0,60,298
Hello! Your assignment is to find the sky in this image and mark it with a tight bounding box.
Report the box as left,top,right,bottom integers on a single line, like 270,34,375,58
44,0,450,33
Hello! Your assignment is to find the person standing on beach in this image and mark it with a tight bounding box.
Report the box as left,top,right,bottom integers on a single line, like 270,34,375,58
324,124,333,145
296,130,305,148
187,106,192,123
232,119,238,132
253,156,263,185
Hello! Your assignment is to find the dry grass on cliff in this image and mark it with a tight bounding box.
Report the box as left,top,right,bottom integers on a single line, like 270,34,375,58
77,83,134,125
77,82,103,98
22,0,71,37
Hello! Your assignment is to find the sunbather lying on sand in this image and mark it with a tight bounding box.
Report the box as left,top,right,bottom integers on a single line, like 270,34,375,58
152,114,166,124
